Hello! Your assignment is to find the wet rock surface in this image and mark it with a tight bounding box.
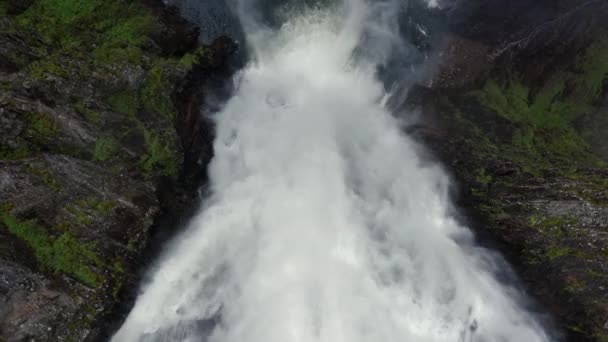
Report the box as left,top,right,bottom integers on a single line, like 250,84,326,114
0,0,235,340
407,0,608,340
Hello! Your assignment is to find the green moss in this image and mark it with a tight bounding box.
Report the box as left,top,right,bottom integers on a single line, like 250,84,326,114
26,112,59,138
51,233,102,286
106,83,181,178
93,13,155,65
529,214,579,237
545,246,574,260
544,245,586,261
126,238,138,251
93,138,119,161
8,0,188,181
140,129,179,177
16,0,157,53
109,164,122,175
179,47,209,71
95,45,143,66
26,164,60,192
76,197,115,216
473,77,597,167
477,78,580,128
109,258,126,299
12,0,167,105
575,37,608,99
475,168,493,186
1,214,101,287
27,56,70,79
20,0,99,27
106,90,138,116
74,102,102,123
471,36,608,170
0,144,33,161
179,53,198,71
100,14,154,46
141,63,177,121
65,204,93,226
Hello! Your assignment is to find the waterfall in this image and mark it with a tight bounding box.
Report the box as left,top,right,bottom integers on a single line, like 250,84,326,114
113,1,552,341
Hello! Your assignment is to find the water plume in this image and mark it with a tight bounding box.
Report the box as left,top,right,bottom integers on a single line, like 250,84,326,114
113,1,553,341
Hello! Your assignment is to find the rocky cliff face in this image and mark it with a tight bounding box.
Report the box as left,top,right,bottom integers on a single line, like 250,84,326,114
407,1,608,340
0,0,234,340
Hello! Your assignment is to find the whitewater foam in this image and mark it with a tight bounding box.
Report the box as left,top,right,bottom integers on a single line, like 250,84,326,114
113,1,552,341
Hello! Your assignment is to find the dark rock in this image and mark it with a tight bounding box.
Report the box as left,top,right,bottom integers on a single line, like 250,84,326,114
142,0,201,56
0,0,236,340
407,1,608,340
169,0,245,45
0,29,42,73
0,154,159,341
4,0,35,16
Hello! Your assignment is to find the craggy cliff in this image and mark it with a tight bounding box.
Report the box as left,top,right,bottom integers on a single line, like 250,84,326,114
406,0,608,340
0,0,234,340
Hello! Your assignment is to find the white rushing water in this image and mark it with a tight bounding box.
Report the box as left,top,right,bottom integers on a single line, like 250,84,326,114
113,1,552,341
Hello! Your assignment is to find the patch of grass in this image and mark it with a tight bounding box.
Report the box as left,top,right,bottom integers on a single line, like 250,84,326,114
51,233,102,286
545,246,574,260
126,238,138,251
75,197,115,216
26,112,59,138
109,258,126,298
93,138,119,161
16,0,157,56
13,0,163,93
106,90,138,117
95,45,144,66
140,129,179,177
471,37,608,169
544,245,586,261
575,37,608,100
93,13,155,65
1,214,102,287
474,77,596,165
100,13,154,46
141,62,177,121
178,46,208,71
26,55,70,79
9,0,189,182
475,168,493,186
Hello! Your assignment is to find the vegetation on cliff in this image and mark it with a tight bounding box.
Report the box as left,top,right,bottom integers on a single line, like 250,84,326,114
0,0,223,339
422,20,608,340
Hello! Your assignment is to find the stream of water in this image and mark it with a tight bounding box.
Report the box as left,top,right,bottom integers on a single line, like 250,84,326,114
113,1,552,341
